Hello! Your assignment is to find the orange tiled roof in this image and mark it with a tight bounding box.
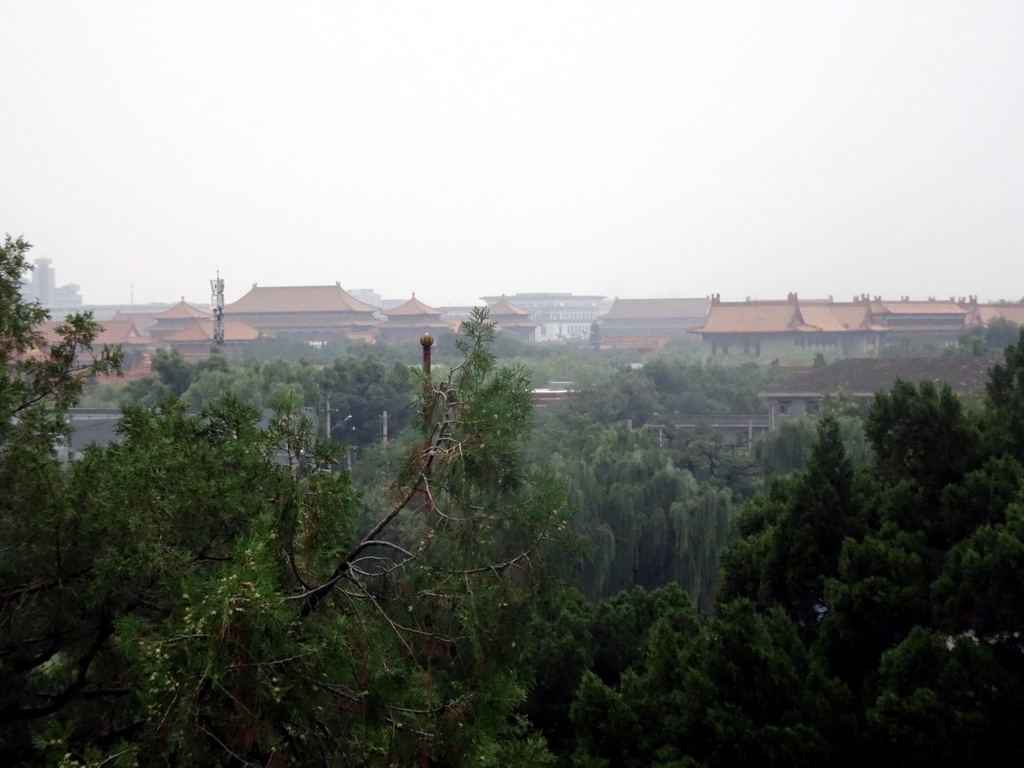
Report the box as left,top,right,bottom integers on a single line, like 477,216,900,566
693,294,983,336
871,300,967,315
152,298,212,320
110,311,160,333
694,301,809,334
798,303,873,332
225,284,379,314
34,321,71,344
35,319,151,348
240,314,379,329
487,296,532,317
976,304,1024,326
95,319,151,345
164,319,262,342
383,294,444,317
601,298,710,320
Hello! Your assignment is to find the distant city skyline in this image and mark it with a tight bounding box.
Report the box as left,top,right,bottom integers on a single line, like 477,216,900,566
4,2,1023,306
24,250,1023,313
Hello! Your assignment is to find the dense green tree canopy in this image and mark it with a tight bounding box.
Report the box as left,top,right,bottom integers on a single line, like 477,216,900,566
17,233,1024,764
1,241,573,767
566,329,1024,767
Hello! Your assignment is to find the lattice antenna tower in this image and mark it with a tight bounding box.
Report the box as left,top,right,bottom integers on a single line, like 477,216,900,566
210,272,225,346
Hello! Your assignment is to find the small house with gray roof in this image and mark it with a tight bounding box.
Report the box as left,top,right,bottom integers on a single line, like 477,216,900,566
759,356,994,426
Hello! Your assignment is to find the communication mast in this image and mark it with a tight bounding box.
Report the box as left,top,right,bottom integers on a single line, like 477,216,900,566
210,272,225,346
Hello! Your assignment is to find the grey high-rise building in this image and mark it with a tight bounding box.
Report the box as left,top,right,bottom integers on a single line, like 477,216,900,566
21,257,82,308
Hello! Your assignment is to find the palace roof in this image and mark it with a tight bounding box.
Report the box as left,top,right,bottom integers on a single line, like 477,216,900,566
693,293,983,337
382,294,444,317
601,298,709,320
486,296,532,317
163,319,262,342
152,298,211,320
694,300,811,334
974,304,1024,326
798,303,876,332
870,300,968,316
225,284,379,314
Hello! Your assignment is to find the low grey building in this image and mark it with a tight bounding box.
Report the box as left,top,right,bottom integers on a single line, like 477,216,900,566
759,357,995,426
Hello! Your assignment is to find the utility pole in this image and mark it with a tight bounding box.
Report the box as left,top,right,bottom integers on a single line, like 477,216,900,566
381,410,388,445
210,272,225,346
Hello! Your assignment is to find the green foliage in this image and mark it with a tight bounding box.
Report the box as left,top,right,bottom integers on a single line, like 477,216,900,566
946,318,1021,358
720,415,868,629
985,327,1024,463
320,354,413,447
100,344,417,448
521,585,697,763
984,317,1023,354
564,370,659,425
1,236,122,445
931,499,1024,642
525,360,775,606
879,335,945,358
865,379,981,503
1,285,572,765
755,412,870,475
866,627,1024,767
557,358,780,430
542,426,736,604
564,343,1024,765
570,600,856,768
770,414,866,625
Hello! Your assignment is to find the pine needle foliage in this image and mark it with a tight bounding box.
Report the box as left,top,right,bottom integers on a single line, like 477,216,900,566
0,249,571,767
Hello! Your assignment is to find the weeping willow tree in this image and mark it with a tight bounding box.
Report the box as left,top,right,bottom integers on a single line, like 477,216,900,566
756,413,872,475
560,428,736,604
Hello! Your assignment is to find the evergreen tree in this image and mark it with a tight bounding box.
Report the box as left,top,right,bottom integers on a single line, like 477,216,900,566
1,254,571,766
570,352,1024,766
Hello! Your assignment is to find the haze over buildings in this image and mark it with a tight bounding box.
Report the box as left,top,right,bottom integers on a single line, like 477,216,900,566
3,2,1023,306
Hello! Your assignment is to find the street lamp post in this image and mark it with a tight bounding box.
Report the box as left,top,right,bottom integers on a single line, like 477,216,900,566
324,396,352,439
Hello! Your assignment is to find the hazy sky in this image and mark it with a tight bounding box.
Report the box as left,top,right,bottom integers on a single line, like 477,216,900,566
3,1,1023,307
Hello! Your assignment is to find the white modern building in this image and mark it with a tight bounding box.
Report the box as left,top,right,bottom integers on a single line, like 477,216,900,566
480,292,607,341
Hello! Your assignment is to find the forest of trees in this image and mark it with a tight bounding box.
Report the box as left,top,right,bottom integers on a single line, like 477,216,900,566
4,234,1024,765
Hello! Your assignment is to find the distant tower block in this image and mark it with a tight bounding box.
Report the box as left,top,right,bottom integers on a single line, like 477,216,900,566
210,272,225,346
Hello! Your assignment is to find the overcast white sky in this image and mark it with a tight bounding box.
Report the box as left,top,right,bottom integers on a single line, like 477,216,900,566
3,1,1023,307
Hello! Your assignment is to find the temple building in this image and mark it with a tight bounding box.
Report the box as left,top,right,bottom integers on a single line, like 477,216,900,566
480,292,604,341
596,298,710,350
691,293,987,361
147,298,212,339
482,296,538,342
163,319,264,360
224,283,380,342
32,318,151,366
376,294,452,345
